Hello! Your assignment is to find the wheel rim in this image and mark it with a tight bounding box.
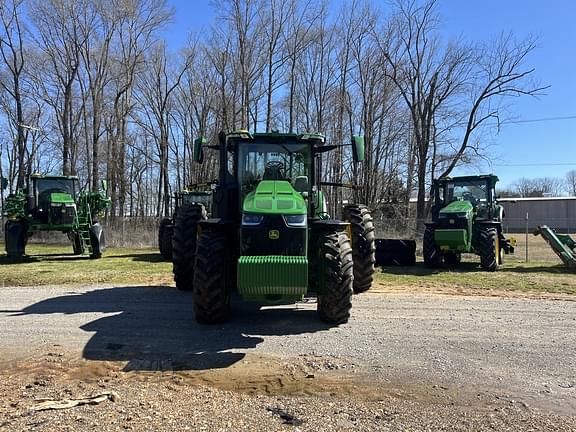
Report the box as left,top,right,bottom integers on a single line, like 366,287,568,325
495,233,501,265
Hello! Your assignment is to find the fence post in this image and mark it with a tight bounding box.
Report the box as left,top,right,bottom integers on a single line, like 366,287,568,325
525,212,529,263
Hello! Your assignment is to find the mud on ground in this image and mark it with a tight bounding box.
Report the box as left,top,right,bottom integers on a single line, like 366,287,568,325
1,347,575,431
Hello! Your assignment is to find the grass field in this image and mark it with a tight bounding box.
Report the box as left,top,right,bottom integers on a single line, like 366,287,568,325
0,241,574,296
0,243,172,287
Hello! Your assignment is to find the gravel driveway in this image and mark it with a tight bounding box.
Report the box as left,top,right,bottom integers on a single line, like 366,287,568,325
0,284,575,431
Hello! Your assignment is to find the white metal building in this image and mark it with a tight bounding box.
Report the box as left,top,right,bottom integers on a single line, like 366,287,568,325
499,197,576,233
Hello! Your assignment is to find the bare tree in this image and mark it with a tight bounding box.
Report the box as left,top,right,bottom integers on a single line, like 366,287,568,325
31,0,89,176
133,44,191,217
377,0,544,224
512,176,565,197
0,0,27,188
566,170,576,196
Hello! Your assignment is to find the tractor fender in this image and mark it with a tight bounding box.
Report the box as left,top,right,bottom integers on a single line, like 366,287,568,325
477,221,501,229
198,218,235,228
311,219,350,231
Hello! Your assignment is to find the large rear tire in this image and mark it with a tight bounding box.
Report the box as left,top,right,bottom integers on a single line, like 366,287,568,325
316,229,354,325
89,223,105,259
158,218,173,261
423,225,442,267
342,205,376,293
5,220,26,258
193,229,230,324
172,204,207,291
479,227,501,271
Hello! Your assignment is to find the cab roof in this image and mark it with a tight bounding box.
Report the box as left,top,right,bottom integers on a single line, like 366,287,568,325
227,130,325,145
31,174,79,180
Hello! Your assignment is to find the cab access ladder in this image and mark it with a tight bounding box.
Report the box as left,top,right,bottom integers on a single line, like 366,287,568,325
76,194,93,256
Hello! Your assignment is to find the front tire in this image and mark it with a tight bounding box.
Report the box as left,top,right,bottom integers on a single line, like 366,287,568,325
479,227,501,271
172,204,207,291
423,226,442,267
5,221,26,258
316,229,354,325
342,205,376,293
71,232,83,255
193,229,230,324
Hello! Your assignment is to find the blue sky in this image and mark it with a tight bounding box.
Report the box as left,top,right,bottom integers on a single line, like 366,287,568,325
163,0,576,189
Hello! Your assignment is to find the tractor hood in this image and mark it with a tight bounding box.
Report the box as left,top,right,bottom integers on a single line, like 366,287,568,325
439,199,473,216
48,192,75,205
243,180,306,215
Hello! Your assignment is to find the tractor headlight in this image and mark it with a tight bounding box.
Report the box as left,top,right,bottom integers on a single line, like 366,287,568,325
242,213,263,226
283,214,307,227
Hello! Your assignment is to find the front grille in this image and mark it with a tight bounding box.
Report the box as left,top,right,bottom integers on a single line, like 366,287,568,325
241,215,306,256
50,205,76,225
438,215,468,230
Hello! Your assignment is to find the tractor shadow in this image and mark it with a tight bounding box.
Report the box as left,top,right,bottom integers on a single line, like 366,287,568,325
0,253,90,264
380,261,484,276
498,264,573,274
105,253,166,263
15,286,330,371
380,261,573,275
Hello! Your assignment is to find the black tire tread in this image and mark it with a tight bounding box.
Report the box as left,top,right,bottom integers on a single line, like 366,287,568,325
343,205,376,293
5,220,26,258
193,230,229,324
317,230,354,325
423,226,442,267
158,218,173,261
172,204,207,291
479,227,500,271
89,223,104,259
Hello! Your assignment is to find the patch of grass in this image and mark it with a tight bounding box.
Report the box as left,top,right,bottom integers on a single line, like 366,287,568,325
0,243,173,287
375,257,576,295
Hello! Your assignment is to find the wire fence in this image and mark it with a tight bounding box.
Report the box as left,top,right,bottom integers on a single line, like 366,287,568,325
0,215,573,262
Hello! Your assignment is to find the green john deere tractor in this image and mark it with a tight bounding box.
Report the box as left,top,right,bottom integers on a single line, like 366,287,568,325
172,131,376,324
158,186,213,261
3,174,110,259
423,174,515,271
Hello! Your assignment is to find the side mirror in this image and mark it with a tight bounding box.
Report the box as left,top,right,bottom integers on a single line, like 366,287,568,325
0,176,7,191
101,180,108,194
194,137,206,164
351,135,365,163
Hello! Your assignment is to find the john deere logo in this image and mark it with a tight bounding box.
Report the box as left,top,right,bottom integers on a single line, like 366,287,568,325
269,230,280,240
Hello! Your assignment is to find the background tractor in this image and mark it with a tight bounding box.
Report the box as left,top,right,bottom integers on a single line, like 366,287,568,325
172,131,376,325
3,174,110,259
423,174,514,271
158,186,212,261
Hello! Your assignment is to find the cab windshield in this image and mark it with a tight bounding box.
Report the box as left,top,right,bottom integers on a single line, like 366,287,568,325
35,178,77,198
238,142,312,196
444,180,488,206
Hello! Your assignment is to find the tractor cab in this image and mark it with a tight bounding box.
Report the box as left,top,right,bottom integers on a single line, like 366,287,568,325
432,175,499,223
29,175,80,226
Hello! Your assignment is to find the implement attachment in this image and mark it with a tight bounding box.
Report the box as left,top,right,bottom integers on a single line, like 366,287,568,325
534,225,576,269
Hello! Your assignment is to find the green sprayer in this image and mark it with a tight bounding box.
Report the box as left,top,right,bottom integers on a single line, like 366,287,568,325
3,174,110,259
